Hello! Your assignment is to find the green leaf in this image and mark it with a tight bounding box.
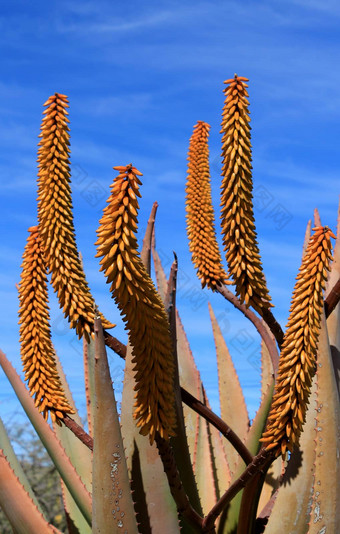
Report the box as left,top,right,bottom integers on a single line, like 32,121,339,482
151,233,168,303
152,237,202,466
264,385,316,532
141,201,158,273
326,201,340,395
92,317,138,533
121,343,181,533
83,337,95,437
218,381,274,533
0,449,62,534
208,303,249,475
302,219,312,258
260,335,274,401
116,203,182,532
205,402,231,500
308,313,340,533
0,416,43,514
53,351,92,534
0,350,92,527
194,385,218,516
257,456,283,517
151,225,203,517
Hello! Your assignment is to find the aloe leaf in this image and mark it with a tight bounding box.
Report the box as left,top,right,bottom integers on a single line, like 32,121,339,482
257,456,283,519
83,337,95,436
326,201,340,395
204,399,231,500
53,351,92,534
314,207,322,226
308,313,340,533
264,381,317,533
302,219,312,257
54,351,92,490
0,449,61,533
151,230,168,303
119,212,181,532
0,350,92,527
141,201,158,272
165,257,203,519
218,381,274,533
121,343,181,532
0,415,43,513
151,225,203,479
194,384,218,516
260,335,274,401
208,303,249,474
92,317,138,533
152,238,202,463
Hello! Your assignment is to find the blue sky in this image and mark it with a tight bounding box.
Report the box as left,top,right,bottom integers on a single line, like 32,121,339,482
0,0,339,426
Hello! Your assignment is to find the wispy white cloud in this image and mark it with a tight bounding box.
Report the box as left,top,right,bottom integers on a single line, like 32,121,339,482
57,10,177,34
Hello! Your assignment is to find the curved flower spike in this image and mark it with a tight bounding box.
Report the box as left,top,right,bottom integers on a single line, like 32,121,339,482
96,164,176,443
220,75,272,313
186,121,230,290
18,226,75,423
37,93,114,342
261,226,335,457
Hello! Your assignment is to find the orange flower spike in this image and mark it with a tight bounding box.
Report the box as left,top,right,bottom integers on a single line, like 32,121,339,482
186,121,230,290
220,75,272,313
96,164,176,443
261,226,335,457
37,93,114,342
18,226,75,423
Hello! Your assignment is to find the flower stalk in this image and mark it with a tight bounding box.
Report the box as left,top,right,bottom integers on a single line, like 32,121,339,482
220,75,272,313
18,226,74,423
261,226,335,457
37,93,114,342
186,121,229,290
96,164,176,443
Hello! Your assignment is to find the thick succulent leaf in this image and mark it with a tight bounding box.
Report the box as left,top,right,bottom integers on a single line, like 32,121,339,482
0,350,92,527
152,219,226,521
92,317,138,533
118,205,181,532
204,402,231,499
326,201,340,395
151,235,202,468
249,381,274,454
121,343,181,533
151,232,168,302
0,416,43,513
194,385,218,516
0,449,61,534
53,352,92,533
257,456,283,518
218,381,274,533
208,303,248,474
141,201,158,273
176,311,203,467
84,337,95,436
314,207,322,226
260,336,274,401
308,313,340,533
166,257,203,519
302,219,312,257
264,381,317,533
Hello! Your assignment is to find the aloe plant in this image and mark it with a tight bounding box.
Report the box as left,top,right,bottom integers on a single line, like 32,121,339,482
0,75,339,534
